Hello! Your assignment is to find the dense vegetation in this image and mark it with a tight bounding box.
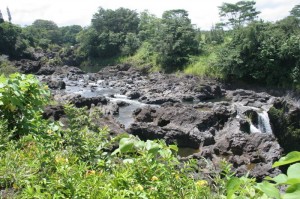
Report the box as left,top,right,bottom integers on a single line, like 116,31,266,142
0,73,300,198
1,1,300,197
0,2,299,88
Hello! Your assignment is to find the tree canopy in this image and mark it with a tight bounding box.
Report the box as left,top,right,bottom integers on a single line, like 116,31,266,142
218,1,260,29
153,9,199,71
290,4,300,18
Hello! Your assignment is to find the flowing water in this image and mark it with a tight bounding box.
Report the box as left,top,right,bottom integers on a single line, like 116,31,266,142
257,111,273,134
63,77,156,128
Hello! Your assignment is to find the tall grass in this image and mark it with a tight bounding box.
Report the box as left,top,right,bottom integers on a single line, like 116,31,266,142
184,44,223,79
123,42,159,69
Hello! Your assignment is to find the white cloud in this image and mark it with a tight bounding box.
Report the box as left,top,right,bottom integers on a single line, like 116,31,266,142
0,0,298,29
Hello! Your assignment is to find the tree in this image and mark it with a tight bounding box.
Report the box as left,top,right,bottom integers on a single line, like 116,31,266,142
0,22,30,59
138,10,161,42
23,19,61,48
92,7,139,34
59,25,82,45
218,1,260,29
0,10,4,23
154,9,199,71
79,7,140,59
215,17,300,88
6,7,11,23
290,4,300,18
205,25,224,44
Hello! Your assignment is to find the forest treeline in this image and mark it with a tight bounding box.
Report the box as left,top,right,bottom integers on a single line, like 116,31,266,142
0,1,299,88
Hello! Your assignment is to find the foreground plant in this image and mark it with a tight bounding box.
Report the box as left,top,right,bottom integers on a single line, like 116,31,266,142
257,151,300,199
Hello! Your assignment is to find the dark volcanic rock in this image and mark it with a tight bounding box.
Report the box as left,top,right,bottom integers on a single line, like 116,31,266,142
46,80,66,90
36,66,56,75
195,85,224,101
101,102,119,115
128,123,166,140
128,103,231,149
141,97,180,105
70,96,108,108
15,59,41,74
133,106,157,123
211,132,282,179
127,91,141,99
43,105,65,121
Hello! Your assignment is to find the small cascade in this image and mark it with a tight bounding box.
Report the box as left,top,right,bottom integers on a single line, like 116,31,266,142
257,111,273,134
234,103,273,134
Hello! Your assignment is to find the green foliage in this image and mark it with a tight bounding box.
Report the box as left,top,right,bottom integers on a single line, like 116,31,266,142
124,42,158,67
121,33,140,56
60,25,82,45
0,55,17,75
138,11,161,42
268,106,300,152
153,9,199,71
0,22,31,59
258,151,300,199
0,73,50,137
23,19,61,48
205,25,225,45
3,74,299,198
184,43,224,78
290,5,300,18
215,17,300,88
218,1,260,29
78,7,140,59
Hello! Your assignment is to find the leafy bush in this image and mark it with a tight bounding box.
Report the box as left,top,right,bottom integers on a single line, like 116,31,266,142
257,151,300,199
2,74,299,198
0,73,50,137
215,17,300,88
0,55,18,76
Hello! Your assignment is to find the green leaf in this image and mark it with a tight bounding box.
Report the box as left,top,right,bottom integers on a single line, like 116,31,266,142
266,174,288,184
273,152,300,167
287,163,300,179
256,181,281,199
119,137,135,153
286,183,300,193
145,140,161,155
226,177,242,199
169,144,178,152
283,190,300,199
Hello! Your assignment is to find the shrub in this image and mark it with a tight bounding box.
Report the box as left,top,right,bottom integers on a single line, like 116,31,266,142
0,73,50,137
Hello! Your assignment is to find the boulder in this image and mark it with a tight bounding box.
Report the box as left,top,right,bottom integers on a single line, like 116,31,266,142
46,80,66,90
70,96,108,108
15,59,41,74
43,105,65,121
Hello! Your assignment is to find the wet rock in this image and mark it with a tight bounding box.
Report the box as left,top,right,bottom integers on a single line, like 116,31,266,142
127,91,141,99
101,102,119,115
116,100,129,107
142,97,180,105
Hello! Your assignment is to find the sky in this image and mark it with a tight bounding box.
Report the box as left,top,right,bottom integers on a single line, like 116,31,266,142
0,0,299,30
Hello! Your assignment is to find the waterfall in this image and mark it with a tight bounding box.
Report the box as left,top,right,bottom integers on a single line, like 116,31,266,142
257,111,273,134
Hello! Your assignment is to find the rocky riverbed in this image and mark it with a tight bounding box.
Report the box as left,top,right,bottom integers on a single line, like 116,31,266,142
17,61,300,180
